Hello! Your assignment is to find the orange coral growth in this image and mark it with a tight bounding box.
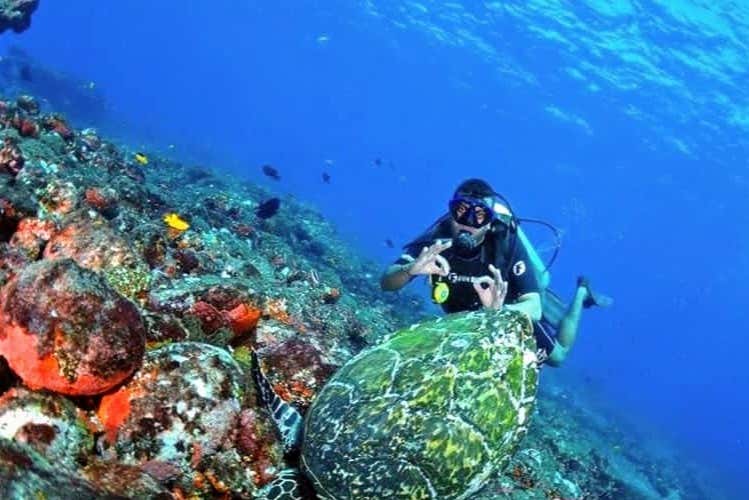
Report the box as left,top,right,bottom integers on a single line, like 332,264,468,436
44,116,74,141
204,470,230,494
10,218,57,258
0,321,135,396
224,303,261,336
84,187,115,212
98,388,135,443
264,298,290,324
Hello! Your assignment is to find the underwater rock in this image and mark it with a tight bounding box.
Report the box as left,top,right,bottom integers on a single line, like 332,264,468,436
0,437,102,499
0,259,146,395
37,179,79,216
0,243,29,288
0,0,38,34
15,95,39,115
42,115,74,141
0,387,93,470
300,309,539,499
80,460,171,498
98,342,271,495
0,136,24,176
43,212,150,298
8,217,56,259
255,335,338,412
83,186,119,218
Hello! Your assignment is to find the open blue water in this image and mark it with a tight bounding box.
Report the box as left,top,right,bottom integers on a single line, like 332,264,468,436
3,1,747,496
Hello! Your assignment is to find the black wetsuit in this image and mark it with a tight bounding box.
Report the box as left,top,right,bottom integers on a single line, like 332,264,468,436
394,216,557,359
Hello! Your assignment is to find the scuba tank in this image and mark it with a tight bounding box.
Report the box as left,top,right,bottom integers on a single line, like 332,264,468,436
487,195,559,293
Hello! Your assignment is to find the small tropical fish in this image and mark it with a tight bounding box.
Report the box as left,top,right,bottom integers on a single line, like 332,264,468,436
373,158,382,167
262,164,281,180
384,239,394,248
322,172,331,183
255,198,280,219
134,152,149,165
163,212,190,231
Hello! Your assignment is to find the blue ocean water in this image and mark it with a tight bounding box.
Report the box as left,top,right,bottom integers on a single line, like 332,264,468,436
2,0,747,496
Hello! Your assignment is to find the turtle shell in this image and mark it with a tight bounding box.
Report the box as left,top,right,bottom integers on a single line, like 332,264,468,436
301,309,539,500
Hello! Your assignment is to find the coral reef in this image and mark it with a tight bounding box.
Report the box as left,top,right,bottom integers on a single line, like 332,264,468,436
98,342,276,496
0,0,38,34
0,90,721,499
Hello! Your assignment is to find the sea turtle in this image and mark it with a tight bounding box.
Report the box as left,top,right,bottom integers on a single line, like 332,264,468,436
255,307,541,499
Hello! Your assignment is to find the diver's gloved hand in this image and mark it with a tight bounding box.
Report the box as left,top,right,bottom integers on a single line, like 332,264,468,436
408,240,452,277
473,264,508,310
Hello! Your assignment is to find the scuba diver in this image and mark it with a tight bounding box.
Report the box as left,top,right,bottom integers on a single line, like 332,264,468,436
380,178,611,366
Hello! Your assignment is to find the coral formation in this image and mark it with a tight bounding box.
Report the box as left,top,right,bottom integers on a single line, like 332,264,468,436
0,137,23,176
0,259,146,395
98,342,280,496
0,89,715,498
0,0,38,34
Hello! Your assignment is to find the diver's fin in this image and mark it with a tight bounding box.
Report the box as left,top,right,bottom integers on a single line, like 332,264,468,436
578,276,613,309
251,351,304,455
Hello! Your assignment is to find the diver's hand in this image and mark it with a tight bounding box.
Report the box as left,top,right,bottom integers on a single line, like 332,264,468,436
408,240,452,277
473,264,508,310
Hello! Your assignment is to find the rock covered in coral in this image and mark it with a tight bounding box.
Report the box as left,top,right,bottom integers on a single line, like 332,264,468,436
0,259,146,395
0,387,93,470
254,332,338,412
80,460,171,498
0,437,102,499
0,0,38,34
98,342,281,495
8,217,56,259
43,212,151,298
0,136,24,176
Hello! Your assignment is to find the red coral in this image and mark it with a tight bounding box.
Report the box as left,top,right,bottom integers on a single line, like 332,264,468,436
224,303,261,336
83,187,117,216
258,338,337,410
234,408,279,486
43,115,74,141
191,301,225,334
191,301,260,337
9,218,57,259
0,137,24,175
0,259,146,395
12,115,39,138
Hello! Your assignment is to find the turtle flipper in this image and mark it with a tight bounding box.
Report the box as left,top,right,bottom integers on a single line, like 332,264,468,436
251,351,304,454
256,469,317,500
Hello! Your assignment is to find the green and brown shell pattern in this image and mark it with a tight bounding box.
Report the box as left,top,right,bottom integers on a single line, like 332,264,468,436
301,308,540,500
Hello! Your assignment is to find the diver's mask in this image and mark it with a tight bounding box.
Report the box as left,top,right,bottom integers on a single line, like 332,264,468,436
448,196,496,228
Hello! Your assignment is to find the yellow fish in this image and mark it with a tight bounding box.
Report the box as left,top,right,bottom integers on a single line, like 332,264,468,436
163,213,190,231
134,152,149,165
